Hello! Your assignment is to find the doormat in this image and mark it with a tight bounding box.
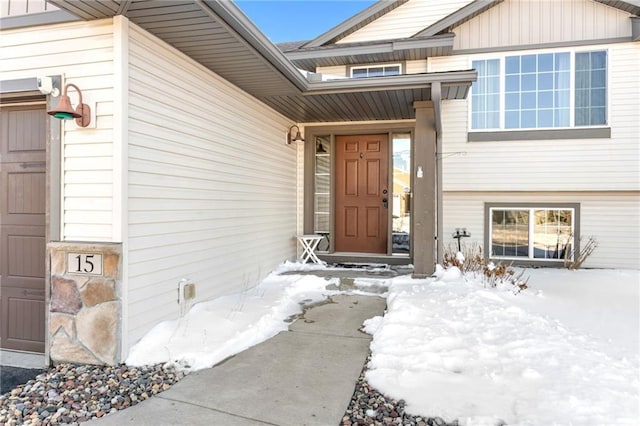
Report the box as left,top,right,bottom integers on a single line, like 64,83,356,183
331,263,390,270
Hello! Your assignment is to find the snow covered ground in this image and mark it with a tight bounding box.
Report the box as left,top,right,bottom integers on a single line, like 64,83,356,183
126,262,639,425
364,267,639,425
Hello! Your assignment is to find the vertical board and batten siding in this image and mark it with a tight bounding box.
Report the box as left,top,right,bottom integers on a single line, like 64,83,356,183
443,192,639,269
453,0,633,50
434,42,640,191
0,19,116,242
0,0,57,17
126,23,296,347
337,0,473,44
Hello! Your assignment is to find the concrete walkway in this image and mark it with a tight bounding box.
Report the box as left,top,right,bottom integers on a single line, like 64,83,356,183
90,294,386,426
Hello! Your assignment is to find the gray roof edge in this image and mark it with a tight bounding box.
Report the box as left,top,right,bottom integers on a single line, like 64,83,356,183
415,0,638,39
286,33,455,61
199,0,309,91
303,69,477,95
302,0,409,48
413,0,504,38
0,9,81,30
595,0,640,16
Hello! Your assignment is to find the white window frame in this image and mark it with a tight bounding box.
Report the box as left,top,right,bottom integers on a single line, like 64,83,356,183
488,206,576,262
350,63,402,78
469,47,609,132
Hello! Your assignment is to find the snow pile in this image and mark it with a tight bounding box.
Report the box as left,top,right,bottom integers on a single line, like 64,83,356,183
126,269,336,371
365,269,640,425
125,260,639,425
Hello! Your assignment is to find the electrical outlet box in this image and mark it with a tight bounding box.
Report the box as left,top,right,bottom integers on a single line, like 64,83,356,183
178,279,196,305
183,283,196,300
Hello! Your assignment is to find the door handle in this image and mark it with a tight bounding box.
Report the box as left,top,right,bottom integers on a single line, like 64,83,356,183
20,162,46,168
382,198,388,208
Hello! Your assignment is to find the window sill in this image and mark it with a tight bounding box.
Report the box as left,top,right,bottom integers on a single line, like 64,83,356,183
468,127,611,142
488,257,568,268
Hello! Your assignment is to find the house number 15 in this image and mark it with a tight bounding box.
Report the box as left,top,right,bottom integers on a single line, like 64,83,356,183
67,253,103,276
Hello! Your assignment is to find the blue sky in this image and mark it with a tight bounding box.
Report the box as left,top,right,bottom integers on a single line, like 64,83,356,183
235,0,377,43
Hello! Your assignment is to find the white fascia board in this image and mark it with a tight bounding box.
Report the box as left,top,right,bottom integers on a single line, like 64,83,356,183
303,70,477,96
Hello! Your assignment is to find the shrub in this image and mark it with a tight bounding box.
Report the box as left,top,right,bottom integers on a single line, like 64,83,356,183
443,243,528,294
563,234,598,270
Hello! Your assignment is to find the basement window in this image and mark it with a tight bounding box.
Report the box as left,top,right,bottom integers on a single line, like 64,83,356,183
487,205,578,262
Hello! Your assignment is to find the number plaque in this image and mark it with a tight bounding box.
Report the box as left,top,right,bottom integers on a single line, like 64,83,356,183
67,253,103,276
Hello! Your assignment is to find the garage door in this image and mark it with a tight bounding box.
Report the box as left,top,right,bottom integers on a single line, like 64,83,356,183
0,104,47,353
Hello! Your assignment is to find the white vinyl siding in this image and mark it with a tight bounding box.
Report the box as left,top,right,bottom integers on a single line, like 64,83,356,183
0,0,57,17
453,0,633,51
126,23,296,348
1,19,116,242
405,60,428,74
443,192,639,269
439,43,639,192
315,65,347,78
338,0,473,43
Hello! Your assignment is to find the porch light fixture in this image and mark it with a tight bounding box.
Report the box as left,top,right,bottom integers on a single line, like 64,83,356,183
287,125,305,144
47,83,91,127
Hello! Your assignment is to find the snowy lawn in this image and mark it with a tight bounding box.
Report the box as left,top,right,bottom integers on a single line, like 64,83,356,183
364,267,639,425
126,262,639,425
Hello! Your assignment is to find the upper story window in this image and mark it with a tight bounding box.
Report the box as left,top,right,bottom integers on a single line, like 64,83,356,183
471,51,607,131
351,64,401,78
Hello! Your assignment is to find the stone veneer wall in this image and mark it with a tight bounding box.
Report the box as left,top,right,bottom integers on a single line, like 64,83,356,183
47,242,122,365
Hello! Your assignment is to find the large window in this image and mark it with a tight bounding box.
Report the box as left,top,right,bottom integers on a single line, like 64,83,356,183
489,206,576,261
351,64,401,78
471,51,606,130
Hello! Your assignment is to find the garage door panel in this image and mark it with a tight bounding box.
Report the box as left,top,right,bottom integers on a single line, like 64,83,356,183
1,107,46,163
8,234,46,278
1,166,46,226
1,103,46,353
0,287,45,353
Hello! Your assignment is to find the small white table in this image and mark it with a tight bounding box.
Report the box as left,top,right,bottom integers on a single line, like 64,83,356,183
297,234,324,264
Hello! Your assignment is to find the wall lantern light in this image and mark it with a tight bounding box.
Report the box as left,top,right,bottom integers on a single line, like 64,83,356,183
287,125,305,144
47,83,91,127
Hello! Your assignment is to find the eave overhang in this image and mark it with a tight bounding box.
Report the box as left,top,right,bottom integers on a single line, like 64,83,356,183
302,0,410,48
258,70,476,123
285,34,455,72
44,0,475,123
632,16,640,41
413,0,504,37
595,0,640,16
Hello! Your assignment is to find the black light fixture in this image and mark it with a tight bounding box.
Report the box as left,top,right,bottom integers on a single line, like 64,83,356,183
47,83,91,127
452,228,471,251
287,125,305,144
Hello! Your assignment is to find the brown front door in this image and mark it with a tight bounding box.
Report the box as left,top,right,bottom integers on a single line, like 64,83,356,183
0,104,47,353
335,134,389,253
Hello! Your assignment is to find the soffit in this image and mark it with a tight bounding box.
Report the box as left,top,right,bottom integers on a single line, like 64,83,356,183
259,71,476,122
49,0,305,97
595,0,640,15
47,0,476,123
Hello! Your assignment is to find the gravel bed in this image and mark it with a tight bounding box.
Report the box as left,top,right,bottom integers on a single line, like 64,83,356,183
0,363,185,425
341,358,459,426
3,357,457,425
